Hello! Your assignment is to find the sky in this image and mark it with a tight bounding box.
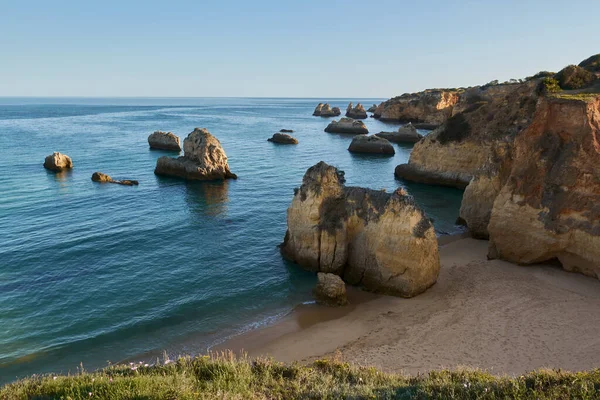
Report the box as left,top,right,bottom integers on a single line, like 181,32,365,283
1,0,598,98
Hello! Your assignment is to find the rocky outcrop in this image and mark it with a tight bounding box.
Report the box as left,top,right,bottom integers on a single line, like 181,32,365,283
345,103,367,119
281,162,440,297
313,273,348,306
367,104,378,113
155,128,237,180
348,135,394,155
268,133,298,144
43,152,73,171
324,118,369,135
91,172,138,186
375,123,423,144
148,131,181,151
483,96,600,277
313,103,341,117
395,80,540,188
373,89,461,125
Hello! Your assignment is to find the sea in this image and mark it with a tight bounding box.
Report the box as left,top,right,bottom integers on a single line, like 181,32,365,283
0,97,464,384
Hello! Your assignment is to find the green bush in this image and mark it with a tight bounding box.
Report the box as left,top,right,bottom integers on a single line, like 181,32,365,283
555,65,596,90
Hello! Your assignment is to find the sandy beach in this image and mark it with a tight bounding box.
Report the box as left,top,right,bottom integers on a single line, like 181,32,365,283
219,237,600,375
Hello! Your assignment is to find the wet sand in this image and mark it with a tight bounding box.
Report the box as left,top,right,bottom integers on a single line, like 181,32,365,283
218,237,600,375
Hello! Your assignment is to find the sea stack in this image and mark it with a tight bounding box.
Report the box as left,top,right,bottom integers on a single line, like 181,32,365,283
375,123,423,144
345,103,367,119
155,128,237,180
281,162,440,297
148,131,181,151
324,118,369,135
313,103,340,117
43,152,73,172
348,135,395,155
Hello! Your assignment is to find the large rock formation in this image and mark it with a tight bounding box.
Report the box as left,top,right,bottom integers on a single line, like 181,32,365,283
155,128,237,180
373,89,461,124
148,131,181,151
395,80,540,188
313,103,341,117
313,272,348,306
367,104,378,113
345,102,367,119
375,123,423,144
268,133,298,144
91,172,138,186
483,96,600,277
43,152,73,172
324,118,369,135
281,162,440,297
348,135,395,155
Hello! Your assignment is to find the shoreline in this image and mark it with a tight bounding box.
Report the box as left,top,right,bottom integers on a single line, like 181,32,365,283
217,236,600,375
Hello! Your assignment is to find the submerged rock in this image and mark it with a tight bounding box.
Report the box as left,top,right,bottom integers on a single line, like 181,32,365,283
313,273,348,306
281,162,440,297
43,152,73,172
376,123,423,144
148,131,181,151
279,129,294,133
91,172,138,186
268,133,298,144
345,103,367,119
155,128,237,181
324,118,369,135
348,135,394,155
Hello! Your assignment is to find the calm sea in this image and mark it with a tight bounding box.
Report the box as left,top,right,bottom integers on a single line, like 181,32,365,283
0,97,464,383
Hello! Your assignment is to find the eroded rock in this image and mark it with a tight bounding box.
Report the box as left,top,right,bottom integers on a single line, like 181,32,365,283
313,272,348,306
281,162,440,297
348,135,394,155
324,118,369,135
313,103,341,117
43,152,73,172
376,123,423,144
148,131,181,151
346,103,367,119
155,128,237,181
268,133,298,144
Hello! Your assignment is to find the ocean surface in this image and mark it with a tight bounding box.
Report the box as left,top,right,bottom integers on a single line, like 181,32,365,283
0,97,464,383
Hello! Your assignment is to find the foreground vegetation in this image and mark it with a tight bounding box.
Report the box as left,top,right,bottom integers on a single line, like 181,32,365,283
2,353,600,399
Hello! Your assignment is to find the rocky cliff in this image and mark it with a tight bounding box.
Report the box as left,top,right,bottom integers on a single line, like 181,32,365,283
395,80,540,188
281,162,440,297
484,96,600,277
373,89,461,125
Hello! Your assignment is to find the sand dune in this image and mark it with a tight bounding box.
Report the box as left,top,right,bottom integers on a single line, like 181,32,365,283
221,238,600,375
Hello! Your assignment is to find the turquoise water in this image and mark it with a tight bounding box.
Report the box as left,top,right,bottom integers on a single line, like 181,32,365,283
0,98,464,383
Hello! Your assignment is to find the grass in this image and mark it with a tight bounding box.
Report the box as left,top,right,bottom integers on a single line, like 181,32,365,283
2,352,600,399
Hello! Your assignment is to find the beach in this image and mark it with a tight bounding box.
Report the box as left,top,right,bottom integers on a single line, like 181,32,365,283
219,237,600,375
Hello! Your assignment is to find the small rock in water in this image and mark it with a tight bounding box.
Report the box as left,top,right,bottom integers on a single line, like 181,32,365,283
91,172,138,186
268,133,298,144
43,152,73,171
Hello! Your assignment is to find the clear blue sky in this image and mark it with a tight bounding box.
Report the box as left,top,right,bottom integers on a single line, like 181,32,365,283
1,0,598,98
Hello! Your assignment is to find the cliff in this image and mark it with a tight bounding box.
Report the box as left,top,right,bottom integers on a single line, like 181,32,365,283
281,162,440,297
373,89,461,125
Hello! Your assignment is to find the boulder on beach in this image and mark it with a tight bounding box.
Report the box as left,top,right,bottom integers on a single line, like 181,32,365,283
91,172,138,186
43,152,73,172
155,128,237,181
313,272,348,306
324,118,369,135
375,123,423,144
348,135,395,155
268,133,298,144
345,103,367,119
148,131,181,151
281,161,440,297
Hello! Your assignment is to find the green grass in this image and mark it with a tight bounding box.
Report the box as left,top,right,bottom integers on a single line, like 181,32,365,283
2,352,600,399
549,92,600,102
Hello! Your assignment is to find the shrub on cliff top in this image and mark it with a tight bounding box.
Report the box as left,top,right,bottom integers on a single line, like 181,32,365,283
579,54,600,72
555,65,596,90
2,353,600,399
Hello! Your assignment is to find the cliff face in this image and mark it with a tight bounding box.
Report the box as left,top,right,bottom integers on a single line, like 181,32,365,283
486,96,600,277
374,90,461,125
281,162,440,297
395,81,540,188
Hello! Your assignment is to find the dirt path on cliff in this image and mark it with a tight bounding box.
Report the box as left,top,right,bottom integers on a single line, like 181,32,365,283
223,238,600,375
